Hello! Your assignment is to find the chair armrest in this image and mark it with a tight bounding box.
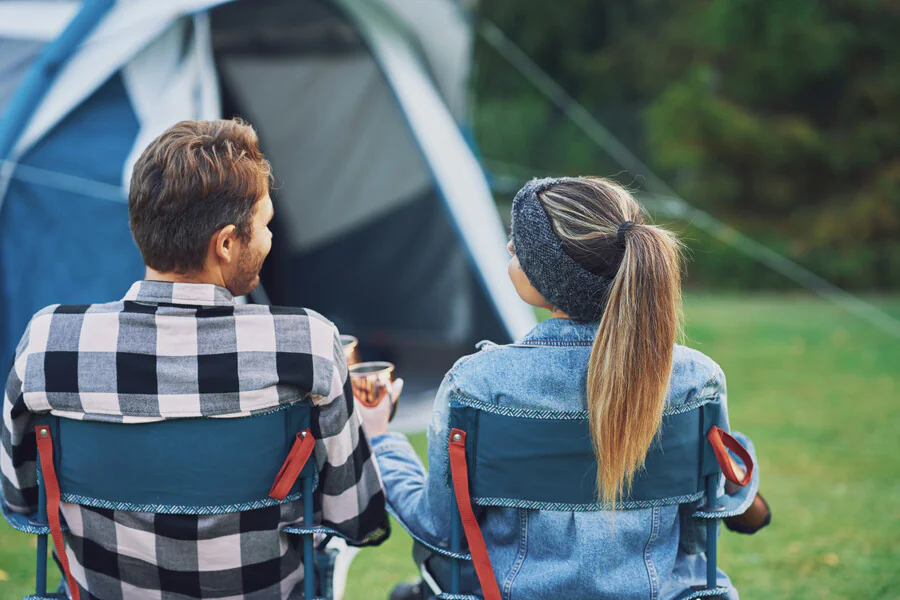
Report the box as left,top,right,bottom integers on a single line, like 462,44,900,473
1,499,68,535
693,431,760,520
386,504,471,560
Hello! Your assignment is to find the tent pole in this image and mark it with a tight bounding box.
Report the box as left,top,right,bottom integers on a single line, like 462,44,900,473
0,0,114,161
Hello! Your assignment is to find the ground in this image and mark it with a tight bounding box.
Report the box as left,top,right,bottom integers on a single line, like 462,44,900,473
2,294,898,599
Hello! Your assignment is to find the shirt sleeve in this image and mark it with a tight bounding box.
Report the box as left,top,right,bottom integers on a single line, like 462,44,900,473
368,371,456,548
308,328,389,546
1,320,39,514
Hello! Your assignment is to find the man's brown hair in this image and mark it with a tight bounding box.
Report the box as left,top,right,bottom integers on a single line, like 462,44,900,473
128,119,273,273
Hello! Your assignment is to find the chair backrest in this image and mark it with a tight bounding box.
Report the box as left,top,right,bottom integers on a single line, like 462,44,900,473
444,399,746,600
9,402,320,600
448,401,723,509
41,402,315,512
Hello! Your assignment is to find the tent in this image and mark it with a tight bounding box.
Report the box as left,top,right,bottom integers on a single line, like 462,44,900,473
0,0,536,385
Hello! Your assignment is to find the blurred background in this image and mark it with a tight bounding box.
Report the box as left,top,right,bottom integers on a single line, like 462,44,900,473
475,0,900,292
0,1,897,599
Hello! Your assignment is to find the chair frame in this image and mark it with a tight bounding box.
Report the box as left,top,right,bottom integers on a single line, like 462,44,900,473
431,398,757,600
2,404,324,600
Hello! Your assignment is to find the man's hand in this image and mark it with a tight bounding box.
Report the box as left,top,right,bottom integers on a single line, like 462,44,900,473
357,378,403,438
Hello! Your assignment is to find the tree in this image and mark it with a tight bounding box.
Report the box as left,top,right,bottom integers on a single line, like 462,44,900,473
474,0,900,289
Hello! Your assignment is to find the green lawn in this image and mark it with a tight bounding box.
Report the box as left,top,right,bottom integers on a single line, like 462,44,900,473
2,294,898,599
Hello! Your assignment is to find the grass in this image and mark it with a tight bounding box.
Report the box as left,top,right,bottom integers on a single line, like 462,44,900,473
2,294,898,599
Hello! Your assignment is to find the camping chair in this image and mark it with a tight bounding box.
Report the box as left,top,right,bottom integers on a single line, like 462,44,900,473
409,398,759,600
0,402,342,600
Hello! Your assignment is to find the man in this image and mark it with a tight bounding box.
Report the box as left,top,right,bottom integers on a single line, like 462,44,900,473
1,119,389,598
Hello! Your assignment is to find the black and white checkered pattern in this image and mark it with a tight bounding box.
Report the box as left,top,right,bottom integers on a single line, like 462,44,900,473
2,280,388,599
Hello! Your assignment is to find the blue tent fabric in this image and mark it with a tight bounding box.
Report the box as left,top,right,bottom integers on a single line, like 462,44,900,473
0,0,534,381
0,74,143,370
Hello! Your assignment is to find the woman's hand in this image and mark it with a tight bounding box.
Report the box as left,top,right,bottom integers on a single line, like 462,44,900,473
357,378,404,438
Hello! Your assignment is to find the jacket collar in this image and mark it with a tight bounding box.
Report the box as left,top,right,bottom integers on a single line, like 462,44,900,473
518,318,599,346
123,280,235,307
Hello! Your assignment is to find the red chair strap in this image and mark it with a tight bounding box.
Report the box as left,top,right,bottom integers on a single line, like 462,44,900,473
448,428,502,600
707,426,754,487
34,425,81,600
269,429,315,501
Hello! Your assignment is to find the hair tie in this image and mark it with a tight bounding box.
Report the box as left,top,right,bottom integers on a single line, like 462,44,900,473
617,221,636,249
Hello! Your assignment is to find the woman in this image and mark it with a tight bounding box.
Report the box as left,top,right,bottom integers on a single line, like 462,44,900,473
361,177,768,599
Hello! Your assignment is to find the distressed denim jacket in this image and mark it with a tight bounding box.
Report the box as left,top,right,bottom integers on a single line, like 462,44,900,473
372,318,756,599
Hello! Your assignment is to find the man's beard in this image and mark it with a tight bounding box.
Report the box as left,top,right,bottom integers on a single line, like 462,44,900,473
229,246,266,297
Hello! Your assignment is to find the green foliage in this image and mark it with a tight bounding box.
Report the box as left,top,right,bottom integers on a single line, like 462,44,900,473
474,0,900,290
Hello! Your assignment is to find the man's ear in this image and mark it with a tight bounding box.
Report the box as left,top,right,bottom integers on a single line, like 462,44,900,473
212,225,238,264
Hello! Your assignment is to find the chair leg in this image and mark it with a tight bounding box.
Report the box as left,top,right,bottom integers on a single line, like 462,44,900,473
304,477,315,599
36,470,48,595
705,474,718,590
36,533,48,595
450,498,461,594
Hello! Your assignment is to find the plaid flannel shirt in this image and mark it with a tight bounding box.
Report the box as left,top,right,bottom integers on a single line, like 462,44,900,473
1,280,388,599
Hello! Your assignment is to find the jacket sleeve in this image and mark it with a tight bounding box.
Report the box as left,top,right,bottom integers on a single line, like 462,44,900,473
678,365,761,555
1,320,39,514
308,329,389,546
369,372,456,550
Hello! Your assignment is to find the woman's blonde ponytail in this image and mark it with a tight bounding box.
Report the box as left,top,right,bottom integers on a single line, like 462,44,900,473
540,179,683,506
588,224,682,505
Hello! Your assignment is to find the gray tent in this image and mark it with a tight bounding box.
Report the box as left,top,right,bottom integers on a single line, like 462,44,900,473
0,0,536,387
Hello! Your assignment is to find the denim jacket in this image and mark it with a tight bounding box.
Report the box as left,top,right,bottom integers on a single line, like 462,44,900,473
372,318,755,600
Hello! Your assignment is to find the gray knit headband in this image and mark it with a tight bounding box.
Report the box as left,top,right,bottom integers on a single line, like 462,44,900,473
510,177,624,322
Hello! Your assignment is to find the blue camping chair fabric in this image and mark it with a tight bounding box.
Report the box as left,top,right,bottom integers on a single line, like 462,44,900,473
0,402,335,600
404,399,758,600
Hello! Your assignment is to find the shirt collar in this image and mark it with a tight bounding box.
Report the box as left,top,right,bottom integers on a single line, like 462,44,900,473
518,318,600,346
123,280,235,307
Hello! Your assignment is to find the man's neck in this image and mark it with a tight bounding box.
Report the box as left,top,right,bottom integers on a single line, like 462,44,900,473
144,267,225,288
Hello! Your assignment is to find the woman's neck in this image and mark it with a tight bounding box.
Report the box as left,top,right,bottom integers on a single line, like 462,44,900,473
549,306,570,319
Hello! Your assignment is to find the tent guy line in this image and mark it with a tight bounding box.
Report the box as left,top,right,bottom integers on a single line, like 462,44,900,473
0,0,535,379
483,155,900,340
478,19,900,339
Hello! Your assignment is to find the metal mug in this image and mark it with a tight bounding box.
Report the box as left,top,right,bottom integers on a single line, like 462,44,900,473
349,361,398,421
340,335,360,366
